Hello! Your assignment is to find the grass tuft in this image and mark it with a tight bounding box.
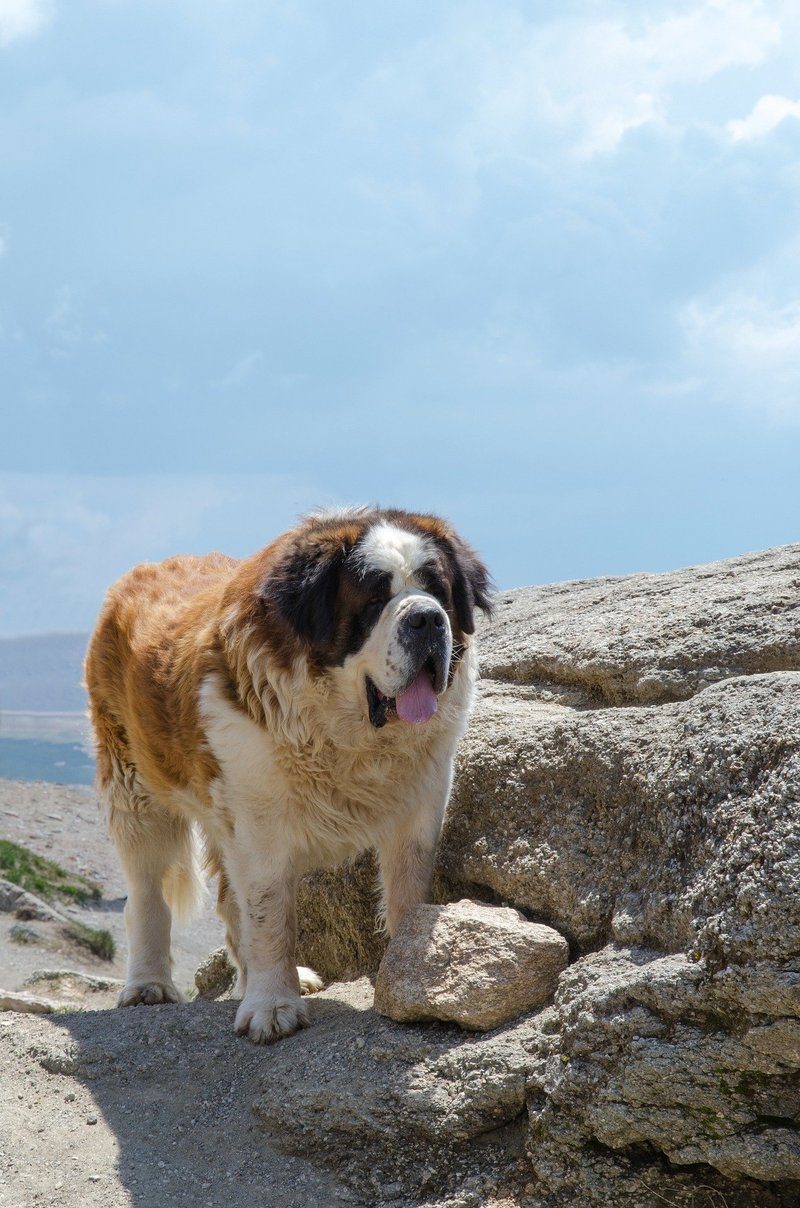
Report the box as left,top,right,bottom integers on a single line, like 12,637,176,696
64,921,116,962
0,839,101,905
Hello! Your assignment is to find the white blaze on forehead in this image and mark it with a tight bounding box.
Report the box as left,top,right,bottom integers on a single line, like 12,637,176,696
356,522,432,593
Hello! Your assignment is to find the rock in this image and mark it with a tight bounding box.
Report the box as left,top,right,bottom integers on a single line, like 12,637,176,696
297,851,386,982
25,968,124,994
9,922,41,944
0,989,60,1014
374,900,568,1030
194,947,237,999
440,670,800,963
478,542,800,706
0,877,66,922
253,977,549,1197
528,946,800,1202
24,969,124,1008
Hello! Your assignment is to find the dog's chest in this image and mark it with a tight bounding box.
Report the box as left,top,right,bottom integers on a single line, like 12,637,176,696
200,678,427,857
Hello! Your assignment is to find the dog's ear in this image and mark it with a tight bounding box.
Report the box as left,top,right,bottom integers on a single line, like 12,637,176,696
263,541,344,648
440,535,493,636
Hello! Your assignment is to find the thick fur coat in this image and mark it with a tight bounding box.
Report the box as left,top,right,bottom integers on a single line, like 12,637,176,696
85,507,491,1042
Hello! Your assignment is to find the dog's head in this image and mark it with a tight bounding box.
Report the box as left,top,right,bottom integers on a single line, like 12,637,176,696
262,507,492,727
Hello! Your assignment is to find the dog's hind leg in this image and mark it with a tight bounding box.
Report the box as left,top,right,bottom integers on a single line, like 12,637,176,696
102,757,201,1007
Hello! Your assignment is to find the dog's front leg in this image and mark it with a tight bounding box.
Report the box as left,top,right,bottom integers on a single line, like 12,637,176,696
228,852,307,1044
378,804,445,937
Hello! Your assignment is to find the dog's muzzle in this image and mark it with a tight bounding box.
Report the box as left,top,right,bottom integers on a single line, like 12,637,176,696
398,605,450,694
366,604,451,728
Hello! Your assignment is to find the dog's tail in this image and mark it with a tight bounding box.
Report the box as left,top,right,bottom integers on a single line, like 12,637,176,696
162,823,206,924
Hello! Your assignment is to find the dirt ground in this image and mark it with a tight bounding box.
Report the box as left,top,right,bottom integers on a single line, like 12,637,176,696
0,992,360,1208
0,778,361,1207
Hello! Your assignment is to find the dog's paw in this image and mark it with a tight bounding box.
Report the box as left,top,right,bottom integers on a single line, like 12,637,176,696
234,993,309,1044
297,965,324,995
118,980,184,1007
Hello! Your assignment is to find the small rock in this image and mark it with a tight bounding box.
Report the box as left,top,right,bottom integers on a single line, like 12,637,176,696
86,1116,98,1125
9,923,42,945
374,900,569,1031
194,948,237,999
0,989,60,1014
25,969,124,994
0,878,67,923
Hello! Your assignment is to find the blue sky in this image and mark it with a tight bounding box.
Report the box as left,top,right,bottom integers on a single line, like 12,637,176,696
2,0,800,636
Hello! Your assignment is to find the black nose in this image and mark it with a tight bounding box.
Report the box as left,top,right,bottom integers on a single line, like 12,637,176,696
406,606,446,633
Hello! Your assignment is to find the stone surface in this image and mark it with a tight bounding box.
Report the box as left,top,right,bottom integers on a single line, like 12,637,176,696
0,988,60,1013
0,995,353,1208
374,900,569,1031
297,850,386,982
22,969,125,1011
440,670,800,962
527,946,800,1203
9,922,42,944
3,976,795,1207
478,542,800,706
24,968,125,994
194,946,237,999
253,978,546,1151
0,876,66,922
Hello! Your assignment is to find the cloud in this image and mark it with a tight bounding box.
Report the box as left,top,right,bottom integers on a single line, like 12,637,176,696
353,0,783,175
44,285,107,357
680,288,800,420
0,0,52,46
484,1,781,159
727,94,800,142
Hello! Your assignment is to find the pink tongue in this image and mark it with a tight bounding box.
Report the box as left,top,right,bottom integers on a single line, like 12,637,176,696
395,670,438,724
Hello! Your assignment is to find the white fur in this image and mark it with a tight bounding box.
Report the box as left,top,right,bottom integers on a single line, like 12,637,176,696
356,522,433,594
193,639,477,1043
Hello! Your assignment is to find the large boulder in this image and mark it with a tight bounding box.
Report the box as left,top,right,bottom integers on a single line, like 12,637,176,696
295,543,800,1203
478,542,800,705
440,670,800,963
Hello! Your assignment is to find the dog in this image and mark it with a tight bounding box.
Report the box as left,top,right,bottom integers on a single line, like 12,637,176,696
85,506,491,1042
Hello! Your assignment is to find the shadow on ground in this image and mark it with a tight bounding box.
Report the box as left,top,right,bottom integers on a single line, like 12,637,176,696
3,993,365,1207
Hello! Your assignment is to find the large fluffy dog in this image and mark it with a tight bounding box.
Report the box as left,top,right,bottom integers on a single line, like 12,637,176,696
85,507,491,1043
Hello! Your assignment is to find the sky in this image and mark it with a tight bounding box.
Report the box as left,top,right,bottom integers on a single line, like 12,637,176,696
2,0,800,636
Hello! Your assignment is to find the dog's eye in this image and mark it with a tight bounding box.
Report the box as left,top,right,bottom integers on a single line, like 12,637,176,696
364,596,385,617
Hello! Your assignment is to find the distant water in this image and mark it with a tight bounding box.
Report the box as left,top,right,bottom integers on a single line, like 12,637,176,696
0,738,95,786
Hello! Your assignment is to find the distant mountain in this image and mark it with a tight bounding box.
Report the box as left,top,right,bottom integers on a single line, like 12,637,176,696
0,632,90,712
